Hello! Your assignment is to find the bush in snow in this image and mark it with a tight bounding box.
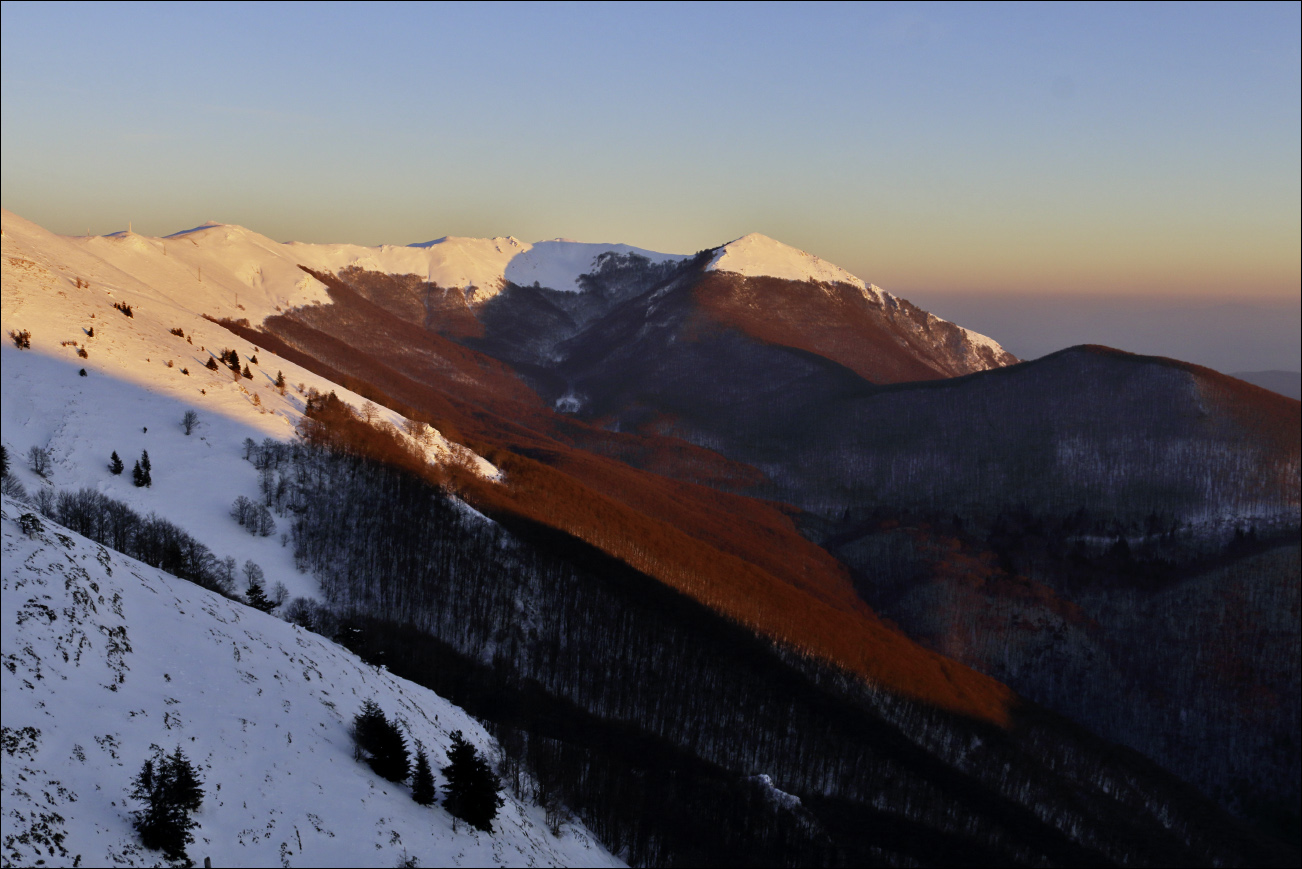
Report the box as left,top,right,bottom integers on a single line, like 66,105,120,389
1,472,27,501
181,410,199,435
18,513,43,537
9,329,31,349
27,446,50,477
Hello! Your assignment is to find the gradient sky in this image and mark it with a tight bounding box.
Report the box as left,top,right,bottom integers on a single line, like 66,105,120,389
2,2,1299,366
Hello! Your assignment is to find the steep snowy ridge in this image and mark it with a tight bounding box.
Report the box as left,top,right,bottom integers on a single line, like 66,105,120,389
1,497,620,868
2,208,498,603
707,233,1012,369
3,210,686,319
708,232,876,292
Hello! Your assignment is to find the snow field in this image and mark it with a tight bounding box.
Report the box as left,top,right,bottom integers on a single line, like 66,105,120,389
3,211,498,605
1,497,620,867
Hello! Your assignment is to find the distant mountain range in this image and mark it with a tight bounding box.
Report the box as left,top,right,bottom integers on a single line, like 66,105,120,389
3,209,1297,866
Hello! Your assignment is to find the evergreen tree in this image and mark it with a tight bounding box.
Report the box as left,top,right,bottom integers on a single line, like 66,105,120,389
109,451,124,475
129,746,204,863
411,746,436,806
275,370,286,389
242,364,253,379
132,460,145,487
1,444,7,476
442,731,503,832
245,579,277,613
139,450,152,487
352,700,410,783
206,356,219,371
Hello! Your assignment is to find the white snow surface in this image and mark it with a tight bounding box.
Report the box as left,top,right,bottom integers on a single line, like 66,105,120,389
2,209,498,605
1,498,621,868
501,240,686,293
708,233,878,295
1,211,686,324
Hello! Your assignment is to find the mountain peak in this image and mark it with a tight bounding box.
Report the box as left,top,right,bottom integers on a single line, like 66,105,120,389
709,233,869,290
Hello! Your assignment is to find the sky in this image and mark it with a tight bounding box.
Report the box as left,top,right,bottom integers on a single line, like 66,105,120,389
2,2,1299,369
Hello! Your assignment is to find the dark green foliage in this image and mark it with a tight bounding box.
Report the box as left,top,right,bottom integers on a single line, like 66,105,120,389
352,700,409,783
245,579,276,613
129,746,203,862
109,451,124,475
411,746,436,806
206,356,219,371
132,450,151,488
442,731,503,833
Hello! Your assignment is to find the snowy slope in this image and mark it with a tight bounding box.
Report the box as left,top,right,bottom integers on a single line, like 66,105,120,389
3,210,686,324
708,233,875,292
501,240,686,292
2,210,497,605
708,232,1012,367
1,497,621,868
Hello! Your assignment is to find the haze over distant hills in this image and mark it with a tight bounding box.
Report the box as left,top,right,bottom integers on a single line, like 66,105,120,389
906,290,1302,377
3,209,1298,867
1231,370,1302,401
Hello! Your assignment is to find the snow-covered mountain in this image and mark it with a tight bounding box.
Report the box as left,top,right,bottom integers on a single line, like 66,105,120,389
2,209,500,605
4,209,1296,867
1,496,619,868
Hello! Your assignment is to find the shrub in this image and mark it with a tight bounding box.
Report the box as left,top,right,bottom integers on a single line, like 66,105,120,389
9,329,31,349
27,446,50,477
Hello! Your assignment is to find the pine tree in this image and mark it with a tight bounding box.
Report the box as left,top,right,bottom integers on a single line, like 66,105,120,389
139,450,152,488
206,356,219,371
242,364,253,379
442,731,503,832
132,460,144,487
129,746,203,862
411,747,436,806
1,444,7,476
109,451,124,475
275,370,286,394
245,579,276,613
352,700,410,783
